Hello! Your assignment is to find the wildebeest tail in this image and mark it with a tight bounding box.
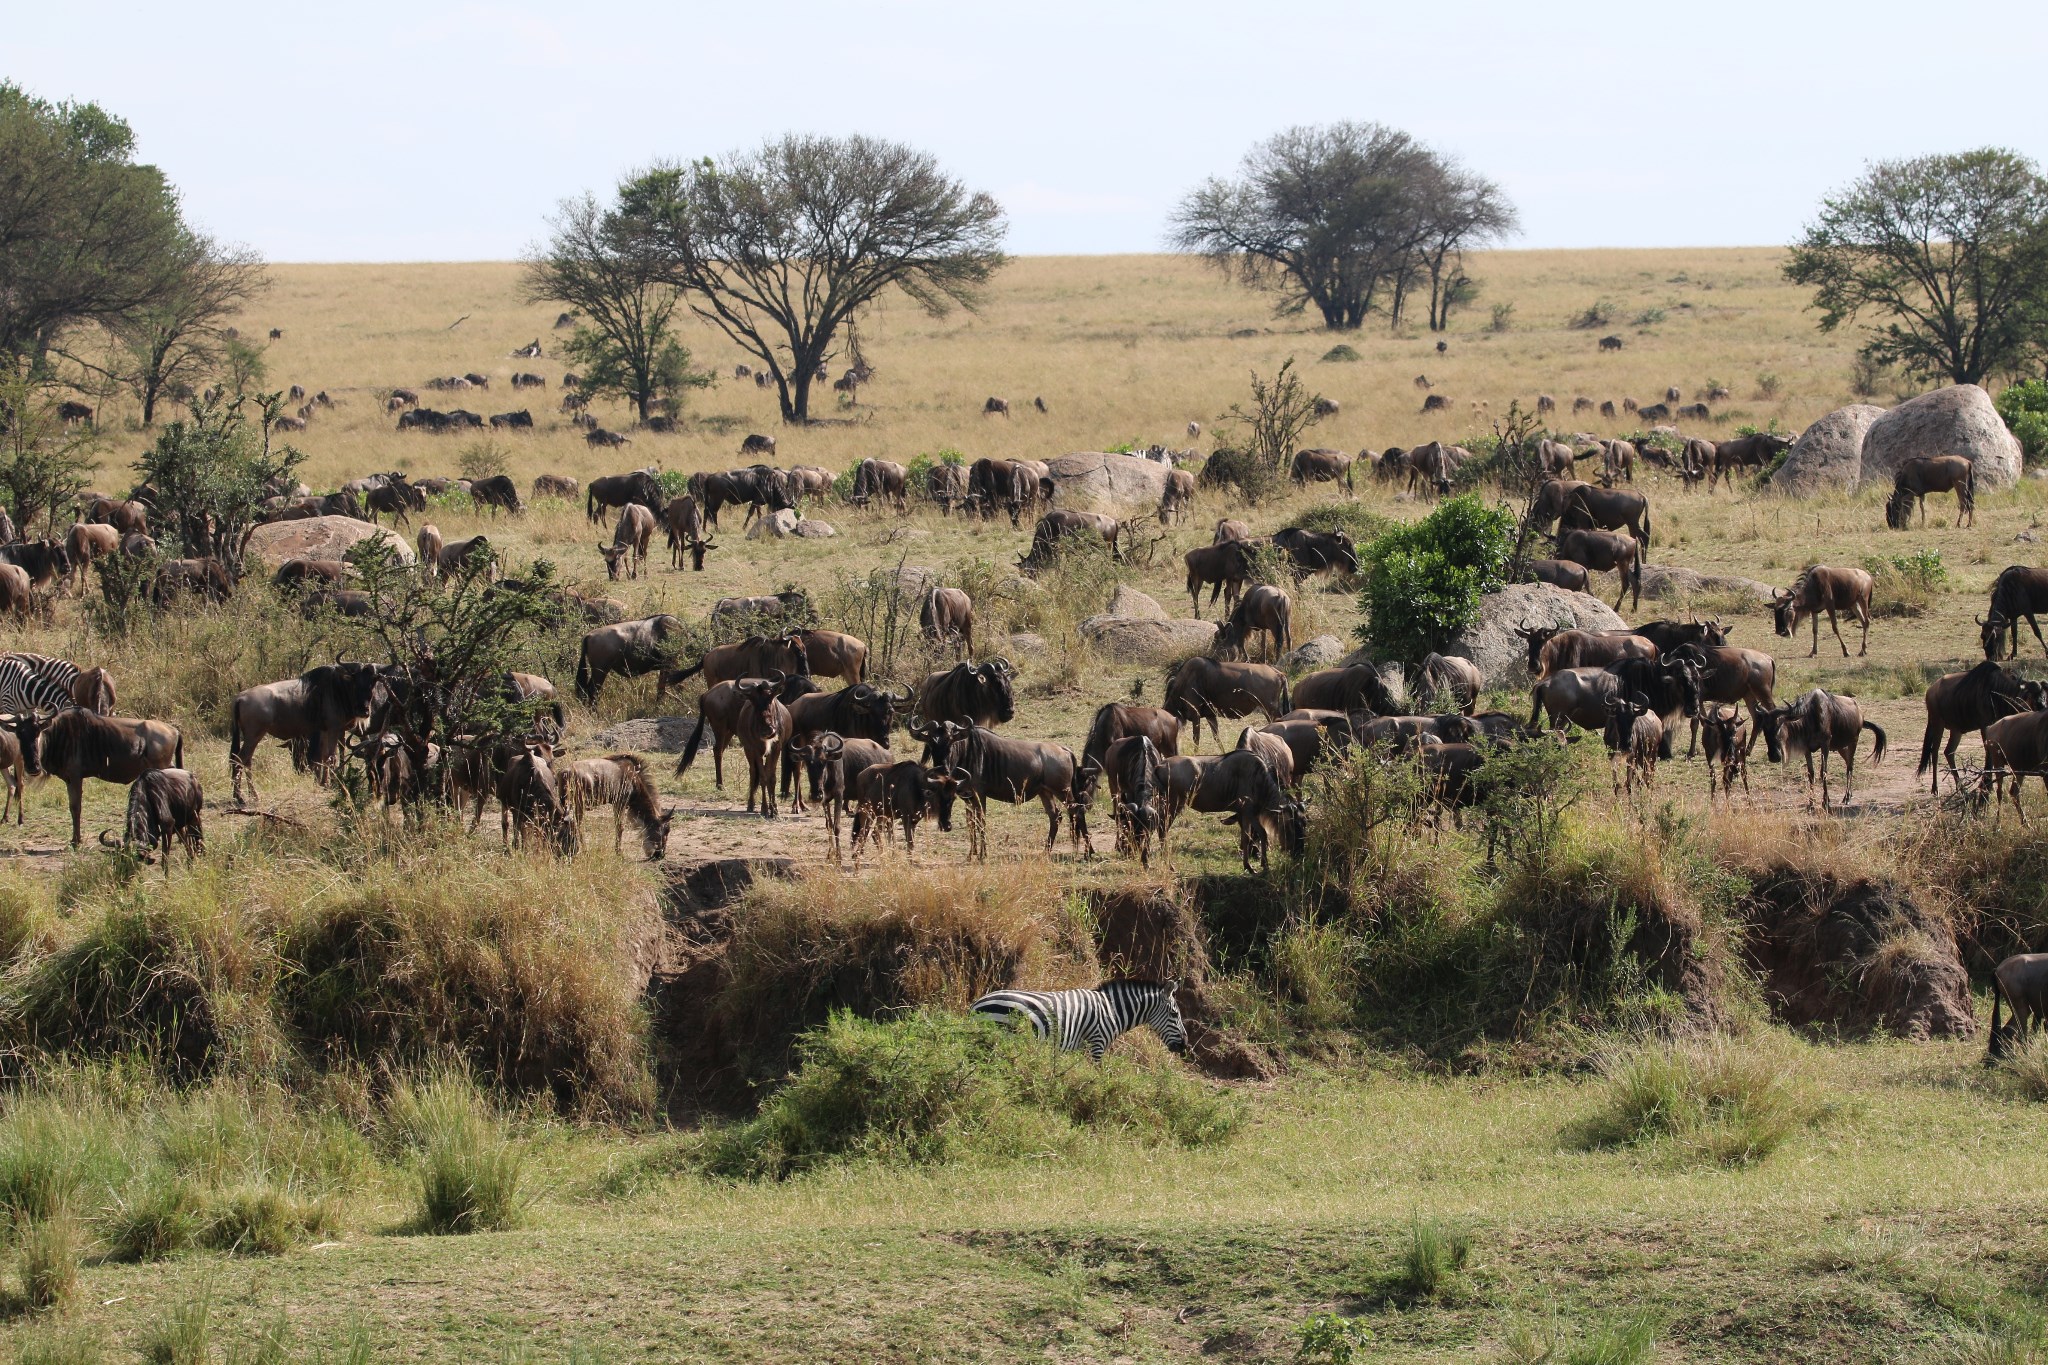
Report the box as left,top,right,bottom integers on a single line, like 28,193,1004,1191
174,731,184,769
1989,983,2009,1061
1641,508,1651,549
574,640,594,701
1863,720,1887,764
674,704,709,778
1917,715,1941,778
1277,677,1292,715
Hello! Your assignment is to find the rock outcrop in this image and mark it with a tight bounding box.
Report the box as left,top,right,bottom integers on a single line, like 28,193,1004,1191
1079,615,1218,664
1861,384,2023,492
1434,583,1627,689
244,516,415,568
1044,452,1173,516
1772,403,1885,495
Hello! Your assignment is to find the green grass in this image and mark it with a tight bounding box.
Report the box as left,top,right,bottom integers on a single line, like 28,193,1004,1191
1578,1036,1827,1164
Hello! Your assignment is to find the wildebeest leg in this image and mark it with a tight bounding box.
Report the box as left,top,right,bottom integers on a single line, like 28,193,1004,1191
712,737,727,790
1841,744,1855,806
2027,612,2048,660
1856,604,1869,657
613,803,625,854
67,780,83,847
1828,606,1849,658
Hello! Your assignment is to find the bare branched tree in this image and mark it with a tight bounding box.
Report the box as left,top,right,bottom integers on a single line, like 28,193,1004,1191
120,233,268,424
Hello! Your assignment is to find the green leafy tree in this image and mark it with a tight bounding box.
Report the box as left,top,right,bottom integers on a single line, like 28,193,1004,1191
1356,494,1516,657
628,135,1008,423
120,233,268,424
132,392,302,571
1785,148,2048,385
0,361,99,532
1998,379,2048,466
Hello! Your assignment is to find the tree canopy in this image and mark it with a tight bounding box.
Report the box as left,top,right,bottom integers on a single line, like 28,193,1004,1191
120,232,268,424
1785,148,2048,386
1169,123,1516,333
625,135,1008,423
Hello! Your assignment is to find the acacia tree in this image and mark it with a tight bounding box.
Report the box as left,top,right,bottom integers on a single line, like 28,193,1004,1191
1412,167,1518,332
1170,122,1514,333
1785,148,2048,385
121,233,269,424
524,193,709,424
0,361,99,532
627,135,1008,423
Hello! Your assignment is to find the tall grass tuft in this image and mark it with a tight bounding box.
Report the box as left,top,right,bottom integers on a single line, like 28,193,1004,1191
0,1094,127,1234
1499,1309,1658,1365
1395,1215,1472,1301
18,1212,81,1310
138,1280,216,1365
15,1323,107,1365
1579,1036,1824,1164
388,1071,528,1235
1993,1032,2048,1103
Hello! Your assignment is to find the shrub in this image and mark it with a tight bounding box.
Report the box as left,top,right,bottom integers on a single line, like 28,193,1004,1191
1488,302,1515,333
456,439,509,483
656,468,689,499
1355,494,1516,657
1292,502,1392,543
391,1072,528,1234
1579,1036,1823,1164
1271,921,1358,1031
1319,344,1361,363
18,1212,80,1310
1196,445,1283,505
1850,354,1889,398
1631,307,1666,327
106,1172,207,1261
1755,371,1782,399
703,1010,1236,1180
1297,1313,1376,1362
1998,379,2048,467
903,447,965,496
1568,299,1614,330
1862,550,1948,616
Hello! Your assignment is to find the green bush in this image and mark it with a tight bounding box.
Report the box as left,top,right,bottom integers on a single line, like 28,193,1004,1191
1297,1313,1375,1361
702,1010,1236,1180
1579,1037,1823,1165
1862,550,1949,616
1568,300,1614,330
1355,494,1516,657
1998,380,2048,467
1319,344,1362,363
656,468,689,499
1292,502,1391,543
903,448,965,495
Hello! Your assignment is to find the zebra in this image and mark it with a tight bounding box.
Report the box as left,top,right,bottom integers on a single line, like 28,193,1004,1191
0,653,79,716
969,980,1187,1060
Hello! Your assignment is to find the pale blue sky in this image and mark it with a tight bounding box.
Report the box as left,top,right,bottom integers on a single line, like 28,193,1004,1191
10,0,2044,260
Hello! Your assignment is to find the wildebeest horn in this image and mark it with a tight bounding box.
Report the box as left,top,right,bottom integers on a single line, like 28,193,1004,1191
850,683,873,700
991,656,1014,676
98,830,121,849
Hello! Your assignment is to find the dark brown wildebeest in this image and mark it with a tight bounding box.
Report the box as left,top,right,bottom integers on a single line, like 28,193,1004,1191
1213,519,1252,543
1405,441,1454,496
736,678,799,817
1699,705,1751,800
559,754,673,860
1214,584,1292,662
784,682,899,799
436,535,494,579
469,474,524,516
1886,455,1974,530
1771,565,1874,658
1684,645,1778,757
57,400,95,426
1600,400,1618,420
1159,746,1304,872
850,459,909,511
1163,657,1290,747
98,768,203,871
967,457,1035,524
674,674,812,794
1677,402,1711,422
1573,396,1595,413
1630,618,1727,657
1356,713,1476,750
1606,653,1704,760
1077,701,1182,809
1988,953,2048,1058
599,504,656,581
1603,693,1663,797
1374,446,1409,482
1100,734,1168,864
0,564,33,621
663,495,714,570
796,628,870,686
575,614,687,703
271,558,349,594
227,662,383,806
1548,528,1642,610
1526,558,1589,592
1,539,72,592
1421,393,1450,413
1183,538,1255,618
925,461,970,515
1708,432,1793,491
740,433,776,457
1291,663,1397,717
1254,716,1352,784
660,632,810,702
1561,484,1650,545
488,410,534,431
910,661,1017,761
533,474,578,500
982,396,1010,417
1981,710,2048,822
1636,402,1672,424
151,558,234,607
586,428,630,449
69,667,116,716
1270,527,1357,578
936,721,1091,860
848,760,952,865
1761,688,1886,811
1516,625,1655,679
920,586,975,659
1019,510,1120,573
1598,335,1623,352
511,372,546,389
365,476,426,528
1529,666,1621,733
1983,566,2048,660
1415,653,1483,715
13,707,182,846
496,745,577,855
1158,468,1195,524
84,496,149,535
1537,394,1556,414
1291,448,1356,492
586,470,662,524
787,732,866,863
64,523,120,592
1918,661,2047,795
1528,478,1593,531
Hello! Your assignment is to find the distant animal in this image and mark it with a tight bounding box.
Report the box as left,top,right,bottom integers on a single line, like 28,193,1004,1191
740,433,777,458
920,586,975,659
1636,403,1672,423
1537,394,1555,413
436,536,494,579
586,428,630,448
970,982,1186,1060
1771,565,1874,658
1421,393,1450,413
1018,510,1120,573
488,410,534,430
99,768,204,871
57,400,95,427
924,461,970,515
1312,397,1340,416
656,631,809,702
1886,455,1974,530
1182,539,1255,618
849,459,909,511
1598,335,1623,352
1269,527,1357,577
1158,468,1195,523
1677,403,1711,422
1709,433,1793,491
416,524,443,573
982,396,1010,417
63,522,120,591
150,557,234,607
469,474,524,516
1290,448,1355,492
663,495,711,569
1187,420,1201,439
533,474,579,500
364,477,426,528
1213,519,1252,543
1761,688,1886,811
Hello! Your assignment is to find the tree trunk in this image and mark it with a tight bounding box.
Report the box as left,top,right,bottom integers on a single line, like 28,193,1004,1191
141,386,158,426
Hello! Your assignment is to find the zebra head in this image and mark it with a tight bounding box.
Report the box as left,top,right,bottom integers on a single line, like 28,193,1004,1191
1144,980,1187,1054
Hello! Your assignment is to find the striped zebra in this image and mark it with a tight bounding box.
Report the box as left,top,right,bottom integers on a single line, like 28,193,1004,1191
0,653,79,716
970,980,1186,1060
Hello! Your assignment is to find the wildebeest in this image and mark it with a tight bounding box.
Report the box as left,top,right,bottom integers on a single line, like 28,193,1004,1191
469,474,524,516
1630,618,1728,657
1290,448,1355,492
1699,705,1751,800
1183,538,1255,617
848,760,951,864
586,429,631,449
1606,653,1703,760
937,721,1090,860
674,674,812,795
849,459,909,510
1160,747,1304,872
1560,484,1651,545
586,470,663,524
1982,566,2048,660
1708,432,1793,491
1357,713,1476,750
1421,394,1449,414
1603,693,1663,797
738,678,800,817
920,586,975,659
661,496,713,570
1548,528,1642,610
13,707,183,845
1598,439,1636,485
1414,653,1483,715
1526,558,1590,592
1102,734,1167,865
70,667,116,716
365,476,426,528
1291,663,1396,717
1771,565,1874,658
488,410,534,430
98,768,204,871
1981,710,2048,821
1684,645,1779,757
84,496,149,536
436,536,493,580
559,754,673,860
912,661,1017,755
227,662,384,807
1529,665,1621,733
710,590,811,631
599,504,656,580
982,396,1010,418
533,474,579,500
659,632,809,701
788,732,853,862
0,540,72,592
416,524,443,573
1762,688,1886,810
1516,625,1655,679
1077,701,1182,808
63,523,120,592
1988,953,2048,1059
1598,335,1623,352
740,433,776,457
784,682,900,800
271,558,350,595
1158,468,1195,524
1213,584,1292,662
1528,478,1593,531
925,461,970,515
151,557,234,608
496,745,577,855
575,615,687,702
1019,510,1120,573
1536,439,1576,478
1885,455,1975,530
1636,403,1672,424
1269,527,1357,578
1163,657,1290,746
0,564,33,621
1213,519,1252,543
1678,402,1711,422
1919,661,2047,795
1404,441,1454,496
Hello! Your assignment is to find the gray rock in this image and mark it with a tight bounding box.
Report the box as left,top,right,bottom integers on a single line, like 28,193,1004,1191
1079,616,1218,664
1001,632,1050,660
1282,634,1346,671
592,716,700,754
245,515,416,568
1044,452,1173,516
1639,563,1776,604
1773,403,1884,494
791,519,836,538
1439,583,1627,690
1106,585,1168,620
746,508,802,539
1861,384,2022,492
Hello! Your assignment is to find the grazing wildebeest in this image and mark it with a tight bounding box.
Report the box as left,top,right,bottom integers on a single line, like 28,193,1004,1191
937,721,1091,860
1699,705,1751,800
1158,468,1195,524
1771,565,1874,658
1163,657,1290,747
488,410,535,431
1102,734,1167,864
364,476,426,528
1183,538,1255,618
740,433,776,457
1762,688,1886,810
1018,511,1120,573
1709,432,1793,491
14,707,184,846
586,429,631,449
98,768,204,871
559,754,673,860
1560,484,1651,545
1636,403,1672,424
151,557,234,607
1528,478,1592,531
599,504,657,580
1529,666,1621,733
533,474,579,500
784,465,835,501
982,396,1010,417
1886,455,1975,530
586,470,663,524
920,586,975,659
84,496,149,535
1421,394,1449,413
663,494,710,569
1269,527,1357,578
436,535,494,580
511,372,546,389
1290,448,1356,492
1357,714,1477,751
1988,953,2048,1058
710,590,811,630
469,474,524,516
911,660,1016,758
1414,653,1483,715
1548,528,1642,610
1598,439,1637,485
1405,440,1454,496
1526,558,1589,592
1599,335,1623,352
1077,702,1182,807
1536,439,1576,477
496,745,577,855
1603,693,1664,796
850,459,909,510
575,615,687,702
1160,746,1304,872
1982,567,2048,660
271,558,350,594
1213,584,1292,662
1516,625,1655,680
1291,663,1396,717
1920,662,2048,795
1678,402,1711,423
925,461,970,515
659,632,809,700
1981,710,2048,822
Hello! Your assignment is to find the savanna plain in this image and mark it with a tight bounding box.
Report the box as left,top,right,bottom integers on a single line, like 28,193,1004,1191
6,249,2048,1364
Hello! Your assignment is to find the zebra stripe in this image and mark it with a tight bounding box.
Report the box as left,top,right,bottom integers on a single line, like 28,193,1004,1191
970,980,1186,1060
0,655,77,717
